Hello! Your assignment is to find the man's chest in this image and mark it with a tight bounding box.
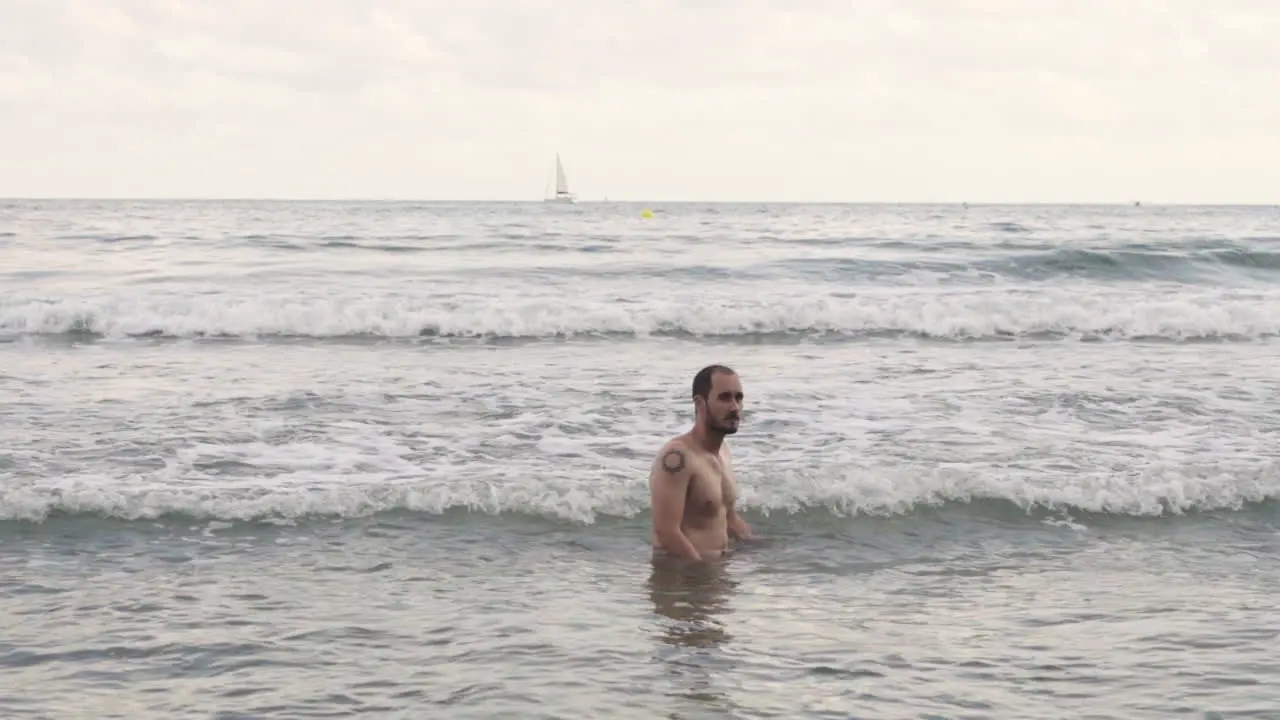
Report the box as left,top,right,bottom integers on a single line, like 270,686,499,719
687,454,729,505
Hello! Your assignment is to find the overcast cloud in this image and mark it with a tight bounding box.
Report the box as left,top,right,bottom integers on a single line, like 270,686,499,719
2,0,1277,202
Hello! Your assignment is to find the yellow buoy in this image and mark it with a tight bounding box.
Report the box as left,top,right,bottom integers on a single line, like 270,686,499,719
641,208,654,218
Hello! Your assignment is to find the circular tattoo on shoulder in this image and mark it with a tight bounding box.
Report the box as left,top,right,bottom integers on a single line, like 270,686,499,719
661,449,686,473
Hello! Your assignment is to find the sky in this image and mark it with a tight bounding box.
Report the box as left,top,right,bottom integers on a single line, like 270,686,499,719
1,0,1278,203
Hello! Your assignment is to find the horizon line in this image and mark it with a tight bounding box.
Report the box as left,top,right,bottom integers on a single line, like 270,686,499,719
1,196,1275,207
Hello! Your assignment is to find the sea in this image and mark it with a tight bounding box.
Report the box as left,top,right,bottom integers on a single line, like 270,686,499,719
1,199,1277,719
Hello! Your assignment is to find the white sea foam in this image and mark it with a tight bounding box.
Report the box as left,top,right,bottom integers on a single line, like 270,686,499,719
3,287,1279,341
1,466,1274,525
2,433,1275,524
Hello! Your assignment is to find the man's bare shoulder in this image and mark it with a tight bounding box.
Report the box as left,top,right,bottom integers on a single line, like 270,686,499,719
653,432,696,453
660,435,691,468
652,435,694,472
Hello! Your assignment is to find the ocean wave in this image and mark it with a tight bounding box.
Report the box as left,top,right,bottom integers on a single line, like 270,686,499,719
3,291,1278,343
774,246,1280,283
233,239,1280,284
2,462,1275,526
997,246,1280,280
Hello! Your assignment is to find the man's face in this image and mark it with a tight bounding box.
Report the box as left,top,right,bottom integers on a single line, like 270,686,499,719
700,372,744,435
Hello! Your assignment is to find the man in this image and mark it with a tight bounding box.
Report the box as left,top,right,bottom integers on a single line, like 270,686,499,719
649,364,755,561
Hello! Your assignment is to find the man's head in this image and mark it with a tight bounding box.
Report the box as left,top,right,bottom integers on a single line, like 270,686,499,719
691,364,743,436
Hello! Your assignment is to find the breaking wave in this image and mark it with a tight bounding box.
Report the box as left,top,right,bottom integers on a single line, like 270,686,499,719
2,461,1276,526
3,291,1279,343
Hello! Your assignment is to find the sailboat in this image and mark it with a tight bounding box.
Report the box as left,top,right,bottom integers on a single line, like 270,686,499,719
544,153,576,204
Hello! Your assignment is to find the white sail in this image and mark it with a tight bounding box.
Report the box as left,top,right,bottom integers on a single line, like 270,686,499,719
545,153,576,203
555,155,569,195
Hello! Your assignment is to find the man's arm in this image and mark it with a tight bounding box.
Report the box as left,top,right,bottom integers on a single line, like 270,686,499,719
650,445,703,561
726,500,754,540
727,504,754,540
720,443,755,541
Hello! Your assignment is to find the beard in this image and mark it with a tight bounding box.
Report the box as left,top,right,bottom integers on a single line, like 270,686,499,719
708,414,740,435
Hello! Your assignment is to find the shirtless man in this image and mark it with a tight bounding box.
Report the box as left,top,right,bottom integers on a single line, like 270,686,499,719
649,364,755,561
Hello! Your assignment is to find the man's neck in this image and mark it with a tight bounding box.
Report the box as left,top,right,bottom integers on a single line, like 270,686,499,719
690,425,725,454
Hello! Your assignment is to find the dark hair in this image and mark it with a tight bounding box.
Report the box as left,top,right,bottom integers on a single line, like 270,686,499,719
692,364,736,399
